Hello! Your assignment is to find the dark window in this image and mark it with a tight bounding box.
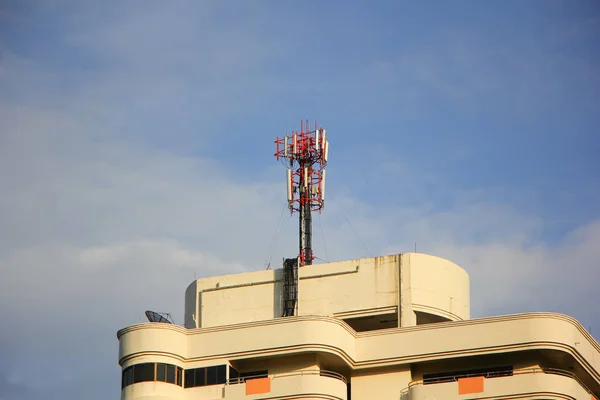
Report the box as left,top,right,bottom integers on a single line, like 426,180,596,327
157,363,167,382
185,367,208,388
207,366,217,385
184,369,195,388
206,365,227,385
133,363,155,383
183,365,229,388
122,366,133,389
166,365,175,384
122,362,182,388
216,365,226,384
194,368,206,387
423,365,513,385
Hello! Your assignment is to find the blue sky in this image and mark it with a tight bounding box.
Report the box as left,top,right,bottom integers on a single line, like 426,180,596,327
1,1,599,399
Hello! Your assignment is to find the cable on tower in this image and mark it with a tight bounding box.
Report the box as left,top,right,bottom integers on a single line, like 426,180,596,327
264,201,288,270
336,200,373,258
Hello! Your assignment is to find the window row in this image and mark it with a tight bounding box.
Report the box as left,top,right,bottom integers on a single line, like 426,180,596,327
123,363,266,389
122,363,183,388
184,365,227,388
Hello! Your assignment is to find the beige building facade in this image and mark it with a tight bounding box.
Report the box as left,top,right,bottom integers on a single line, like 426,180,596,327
117,253,600,399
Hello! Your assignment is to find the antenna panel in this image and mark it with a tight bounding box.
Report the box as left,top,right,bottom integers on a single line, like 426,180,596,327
287,169,292,202
321,169,326,201
293,134,297,155
304,167,309,188
322,130,326,158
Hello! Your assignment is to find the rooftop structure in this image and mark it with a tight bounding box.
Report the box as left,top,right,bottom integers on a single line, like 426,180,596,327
117,253,600,399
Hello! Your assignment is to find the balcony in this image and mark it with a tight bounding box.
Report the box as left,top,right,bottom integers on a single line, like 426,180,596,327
402,368,596,400
223,370,348,400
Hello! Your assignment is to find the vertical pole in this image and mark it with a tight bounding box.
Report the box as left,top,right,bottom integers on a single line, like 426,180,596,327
303,199,312,265
298,160,313,266
299,161,304,265
302,173,312,266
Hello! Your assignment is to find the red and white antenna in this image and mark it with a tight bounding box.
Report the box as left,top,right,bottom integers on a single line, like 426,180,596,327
275,121,329,266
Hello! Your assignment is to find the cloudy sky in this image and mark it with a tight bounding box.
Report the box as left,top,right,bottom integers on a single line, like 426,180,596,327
0,1,599,398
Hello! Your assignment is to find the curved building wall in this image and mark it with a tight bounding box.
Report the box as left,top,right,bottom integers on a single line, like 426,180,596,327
118,313,600,399
407,253,470,323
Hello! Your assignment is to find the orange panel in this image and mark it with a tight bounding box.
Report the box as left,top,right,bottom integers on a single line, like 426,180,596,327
458,376,484,394
245,377,271,395
591,395,597,400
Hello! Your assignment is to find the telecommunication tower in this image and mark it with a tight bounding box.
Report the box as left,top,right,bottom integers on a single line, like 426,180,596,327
274,120,329,266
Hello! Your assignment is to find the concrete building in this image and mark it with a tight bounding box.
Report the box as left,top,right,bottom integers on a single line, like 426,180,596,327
117,253,600,399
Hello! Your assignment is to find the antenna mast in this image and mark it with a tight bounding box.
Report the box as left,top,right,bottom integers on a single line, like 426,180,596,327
275,120,329,266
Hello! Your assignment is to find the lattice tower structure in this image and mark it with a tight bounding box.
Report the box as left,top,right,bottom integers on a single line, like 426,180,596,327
275,121,329,266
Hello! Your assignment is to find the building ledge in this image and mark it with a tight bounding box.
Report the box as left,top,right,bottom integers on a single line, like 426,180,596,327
118,312,600,389
404,368,596,399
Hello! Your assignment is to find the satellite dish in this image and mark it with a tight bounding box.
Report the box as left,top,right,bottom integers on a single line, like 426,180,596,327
145,310,174,324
